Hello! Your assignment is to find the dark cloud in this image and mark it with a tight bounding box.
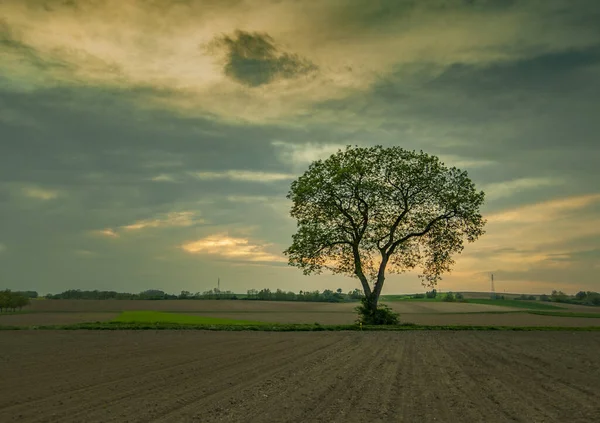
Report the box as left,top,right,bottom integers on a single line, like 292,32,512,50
210,30,318,87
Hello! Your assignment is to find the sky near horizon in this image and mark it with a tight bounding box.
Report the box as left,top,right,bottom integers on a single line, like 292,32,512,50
1,0,599,295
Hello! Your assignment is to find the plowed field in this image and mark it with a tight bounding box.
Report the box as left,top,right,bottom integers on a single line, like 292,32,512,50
1,331,599,423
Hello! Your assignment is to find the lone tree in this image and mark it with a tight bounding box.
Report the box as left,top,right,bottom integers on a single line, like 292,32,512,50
284,146,485,324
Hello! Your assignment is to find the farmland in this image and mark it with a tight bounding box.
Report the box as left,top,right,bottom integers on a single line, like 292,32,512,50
2,298,600,327
1,330,599,423
1,300,600,422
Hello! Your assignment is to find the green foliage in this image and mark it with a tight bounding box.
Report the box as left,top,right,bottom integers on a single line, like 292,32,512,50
534,290,600,306
244,288,356,302
558,291,600,306
284,145,486,323
455,292,464,301
550,290,569,303
517,294,537,301
0,290,31,312
426,289,438,298
355,297,400,325
443,292,456,302
528,311,600,318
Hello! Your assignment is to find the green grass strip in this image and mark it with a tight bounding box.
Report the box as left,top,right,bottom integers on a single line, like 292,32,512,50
113,311,266,325
465,299,565,310
528,311,600,318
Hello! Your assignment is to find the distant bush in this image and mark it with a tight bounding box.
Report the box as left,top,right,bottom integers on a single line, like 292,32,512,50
540,294,551,302
551,290,569,303
413,293,426,299
443,292,456,302
516,294,537,301
425,289,437,299
355,298,400,325
455,293,465,301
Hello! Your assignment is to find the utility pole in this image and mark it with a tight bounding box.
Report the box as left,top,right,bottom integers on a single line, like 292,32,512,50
217,277,220,292
491,273,496,300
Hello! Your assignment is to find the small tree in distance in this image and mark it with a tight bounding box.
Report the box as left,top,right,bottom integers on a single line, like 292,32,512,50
284,145,486,324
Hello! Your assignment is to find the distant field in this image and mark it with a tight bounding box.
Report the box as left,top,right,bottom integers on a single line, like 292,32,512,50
2,298,600,327
465,299,564,310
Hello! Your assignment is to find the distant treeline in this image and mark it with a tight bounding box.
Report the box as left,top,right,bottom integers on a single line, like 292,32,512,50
0,290,32,312
539,290,600,306
19,288,600,306
244,288,364,302
43,288,365,303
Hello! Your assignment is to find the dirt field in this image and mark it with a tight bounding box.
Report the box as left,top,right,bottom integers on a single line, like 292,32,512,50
0,312,118,326
0,331,598,423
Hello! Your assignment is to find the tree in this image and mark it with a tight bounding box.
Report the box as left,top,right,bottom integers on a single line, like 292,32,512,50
551,290,568,303
426,289,437,299
444,292,456,302
14,294,30,311
284,146,485,324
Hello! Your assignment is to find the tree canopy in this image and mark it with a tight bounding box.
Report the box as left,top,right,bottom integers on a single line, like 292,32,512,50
284,145,486,316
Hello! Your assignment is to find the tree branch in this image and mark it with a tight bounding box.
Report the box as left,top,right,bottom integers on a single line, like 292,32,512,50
387,212,455,256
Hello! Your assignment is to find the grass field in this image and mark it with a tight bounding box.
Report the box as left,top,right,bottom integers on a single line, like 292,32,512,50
113,311,266,325
529,311,600,318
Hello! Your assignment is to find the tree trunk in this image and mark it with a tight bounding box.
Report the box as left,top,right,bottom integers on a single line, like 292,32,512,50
367,254,389,314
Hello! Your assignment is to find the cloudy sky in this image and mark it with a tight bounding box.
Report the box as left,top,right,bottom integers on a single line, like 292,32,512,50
1,0,599,295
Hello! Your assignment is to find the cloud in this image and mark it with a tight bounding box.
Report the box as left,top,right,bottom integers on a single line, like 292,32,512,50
487,193,600,224
92,229,120,238
150,174,178,182
483,177,564,201
22,185,61,200
437,155,495,169
0,243,6,253
190,170,295,182
208,30,318,87
272,141,345,166
226,195,273,203
74,249,97,257
122,211,202,230
181,234,284,262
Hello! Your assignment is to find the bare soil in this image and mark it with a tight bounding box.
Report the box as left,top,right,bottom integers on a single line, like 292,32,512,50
0,331,599,423
0,312,117,326
406,313,600,327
